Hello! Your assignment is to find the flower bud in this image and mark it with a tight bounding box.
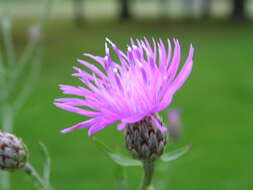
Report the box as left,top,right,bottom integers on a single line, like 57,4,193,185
0,131,28,171
124,116,167,162
168,110,182,140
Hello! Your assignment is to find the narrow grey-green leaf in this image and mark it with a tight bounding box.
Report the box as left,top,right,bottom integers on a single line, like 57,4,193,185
38,142,51,183
160,144,191,163
91,137,113,153
110,153,142,167
92,137,142,167
147,185,156,190
1,15,16,66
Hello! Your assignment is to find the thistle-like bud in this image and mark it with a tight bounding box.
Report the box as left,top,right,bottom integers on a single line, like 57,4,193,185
168,110,182,140
124,116,167,162
0,131,28,171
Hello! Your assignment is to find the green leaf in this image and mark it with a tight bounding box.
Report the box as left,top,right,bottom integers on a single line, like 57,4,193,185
147,185,156,190
92,137,142,167
110,153,142,167
38,142,51,183
160,144,191,163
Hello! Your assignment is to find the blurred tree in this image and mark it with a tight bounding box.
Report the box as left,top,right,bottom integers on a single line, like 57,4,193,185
182,0,194,19
158,0,169,19
201,0,211,18
73,0,85,27
119,0,131,19
231,0,246,19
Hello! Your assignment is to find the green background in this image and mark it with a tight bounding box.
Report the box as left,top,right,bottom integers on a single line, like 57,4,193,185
1,1,253,189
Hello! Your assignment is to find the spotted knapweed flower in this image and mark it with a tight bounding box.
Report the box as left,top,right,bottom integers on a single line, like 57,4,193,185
54,38,194,138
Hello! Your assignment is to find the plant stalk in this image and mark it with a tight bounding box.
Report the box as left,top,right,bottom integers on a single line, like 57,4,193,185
23,163,53,190
140,162,155,190
0,103,14,190
0,172,10,190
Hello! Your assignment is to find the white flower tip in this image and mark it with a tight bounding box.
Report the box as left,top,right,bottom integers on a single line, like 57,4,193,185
72,66,81,72
113,67,118,73
105,37,111,44
141,42,148,52
132,45,138,49
77,58,84,64
61,126,79,134
54,98,64,103
190,44,195,52
167,38,172,47
172,38,177,44
136,60,143,67
188,44,195,60
106,38,116,48
53,103,64,109
60,129,69,134
88,129,95,136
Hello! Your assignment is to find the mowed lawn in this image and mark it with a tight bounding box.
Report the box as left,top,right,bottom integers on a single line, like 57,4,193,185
7,18,253,190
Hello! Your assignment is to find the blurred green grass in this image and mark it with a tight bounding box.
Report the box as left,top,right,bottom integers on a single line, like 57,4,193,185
6,19,253,189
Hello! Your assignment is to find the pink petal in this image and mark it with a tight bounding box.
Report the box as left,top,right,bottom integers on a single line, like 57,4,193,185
54,103,99,117
61,119,95,133
117,122,127,130
151,115,167,132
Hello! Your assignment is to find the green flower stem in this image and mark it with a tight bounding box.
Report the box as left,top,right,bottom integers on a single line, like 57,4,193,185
2,103,13,132
0,104,13,190
23,163,53,190
1,16,15,66
0,172,10,190
140,162,155,190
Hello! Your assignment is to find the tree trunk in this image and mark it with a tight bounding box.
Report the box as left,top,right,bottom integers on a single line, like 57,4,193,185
202,0,211,18
119,0,131,19
183,0,194,19
158,0,168,19
73,0,85,27
231,0,246,19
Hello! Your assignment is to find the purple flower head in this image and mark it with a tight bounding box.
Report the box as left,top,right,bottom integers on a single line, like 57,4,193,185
54,38,194,136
